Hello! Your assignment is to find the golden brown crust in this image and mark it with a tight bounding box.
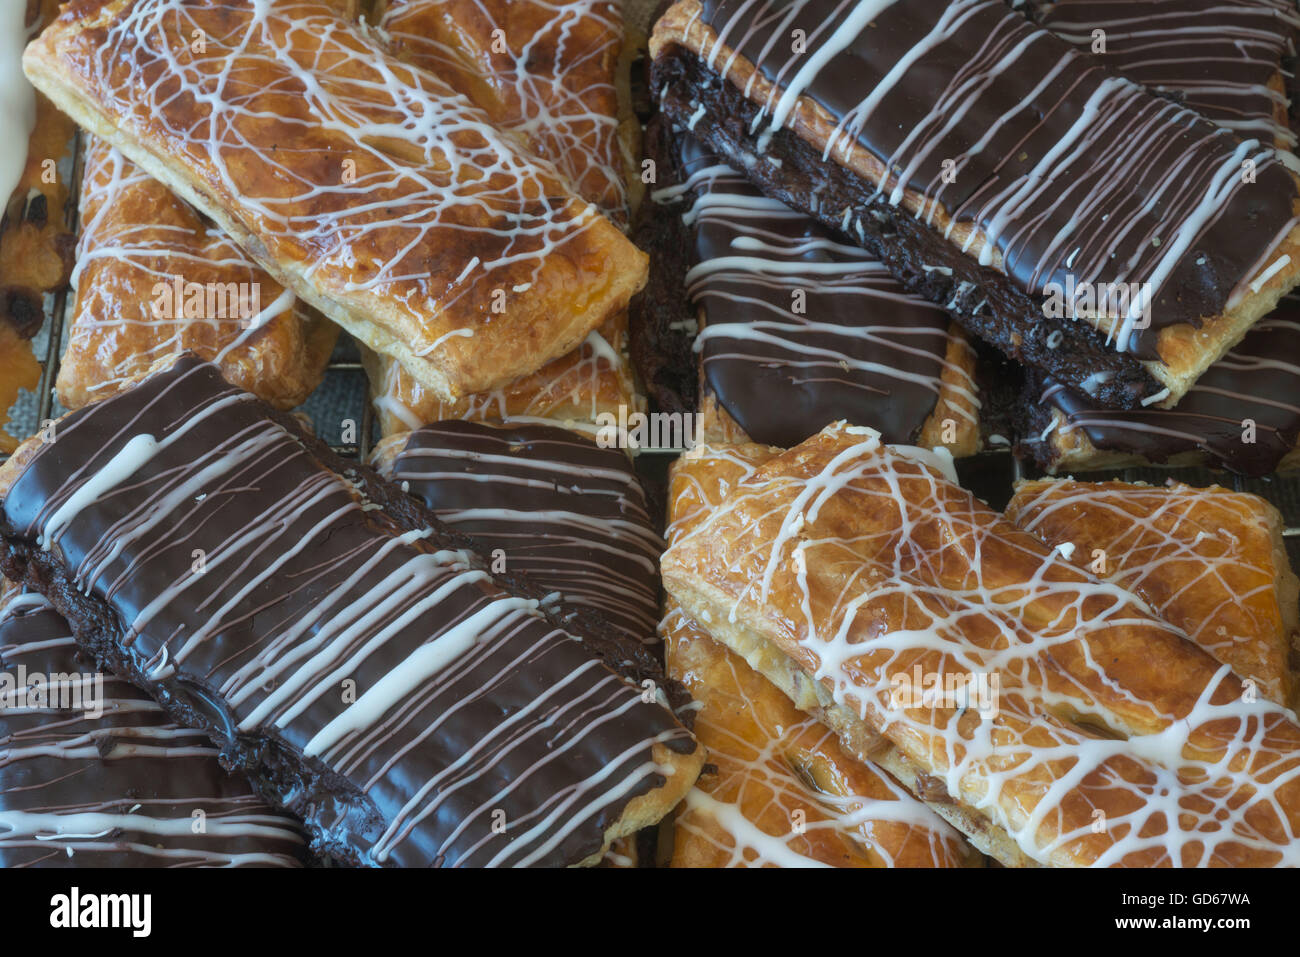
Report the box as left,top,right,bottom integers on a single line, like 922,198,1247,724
1006,478,1300,708
649,0,1300,407
26,0,646,401
366,0,640,430
662,423,1300,866
58,138,337,410
664,443,979,868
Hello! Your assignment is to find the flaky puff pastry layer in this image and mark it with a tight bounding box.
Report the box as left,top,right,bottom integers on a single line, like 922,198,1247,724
1006,479,1300,709
662,422,1300,866
25,0,646,401
58,139,337,411
367,0,641,434
665,442,978,867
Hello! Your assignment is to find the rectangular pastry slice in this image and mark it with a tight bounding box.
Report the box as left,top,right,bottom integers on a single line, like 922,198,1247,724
59,138,338,411
662,422,1300,866
1016,3,1300,474
647,0,1300,410
633,117,981,452
1005,478,1300,707
0,586,308,867
371,419,665,644
1018,295,1300,475
366,0,642,434
664,442,978,867
0,355,703,867
24,0,648,402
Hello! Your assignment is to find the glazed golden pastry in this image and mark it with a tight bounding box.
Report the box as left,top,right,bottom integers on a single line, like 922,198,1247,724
665,442,978,867
366,0,641,435
24,0,646,402
57,138,338,410
662,422,1300,866
1006,478,1300,708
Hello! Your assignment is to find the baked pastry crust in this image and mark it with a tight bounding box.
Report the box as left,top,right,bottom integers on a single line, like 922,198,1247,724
664,443,978,867
1006,478,1300,708
25,0,647,401
662,422,1300,866
58,138,337,410
367,0,641,432
648,0,1300,409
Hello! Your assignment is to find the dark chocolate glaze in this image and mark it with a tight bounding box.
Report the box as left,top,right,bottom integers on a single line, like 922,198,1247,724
0,357,696,867
690,0,1296,354
384,420,664,644
1039,0,1300,149
0,590,307,867
1020,294,1300,475
630,117,701,415
652,48,1163,408
661,126,977,448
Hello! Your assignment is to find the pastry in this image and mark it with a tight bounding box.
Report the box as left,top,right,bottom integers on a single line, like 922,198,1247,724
371,419,664,644
664,442,978,867
633,117,981,452
0,355,703,867
0,585,308,867
1015,3,1300,474
1006,478,1300,707
1017,297,1300,475
662,422,1300,866
24,0,647,402
366,0,642,434
647,0,1300,410
57,138,338,411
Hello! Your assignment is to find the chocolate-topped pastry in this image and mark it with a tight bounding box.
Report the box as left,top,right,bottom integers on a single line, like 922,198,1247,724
0,588,307,867
647,0,1300,410
1019,294,1300,475
0,356,703,867
371,420,664,644
634,118,981,451
1037,0,1300,151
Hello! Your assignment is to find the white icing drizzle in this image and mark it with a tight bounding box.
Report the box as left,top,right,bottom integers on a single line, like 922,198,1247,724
662,443,971,868
1007,479,1298,707
0,591,305,867
663,423,1300,866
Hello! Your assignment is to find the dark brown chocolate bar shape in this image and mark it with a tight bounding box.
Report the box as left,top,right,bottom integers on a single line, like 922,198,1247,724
1019,293,1300,475
649,0,1300,409
1039,0,1300,150
0,357,699,867
0,589,307,867
642,121,978,448
379,420,664,644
